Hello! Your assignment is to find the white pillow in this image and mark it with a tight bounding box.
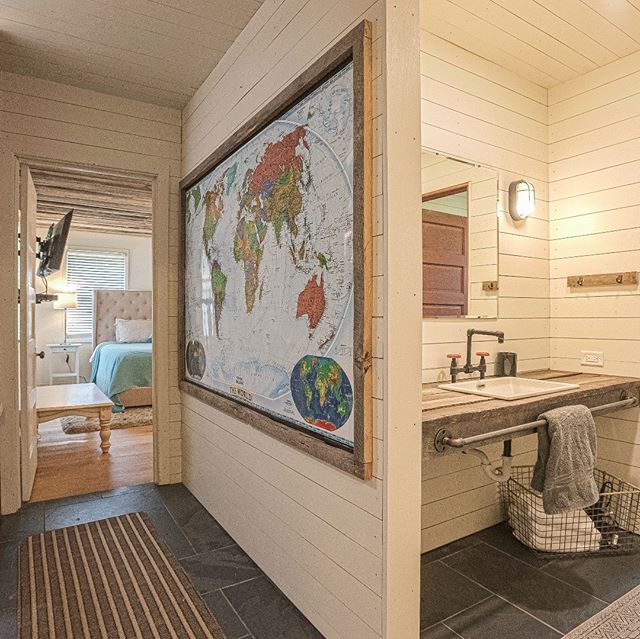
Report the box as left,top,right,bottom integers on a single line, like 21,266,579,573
115,318,152,343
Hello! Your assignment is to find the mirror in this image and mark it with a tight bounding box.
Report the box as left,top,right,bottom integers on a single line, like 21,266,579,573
421,150,499,319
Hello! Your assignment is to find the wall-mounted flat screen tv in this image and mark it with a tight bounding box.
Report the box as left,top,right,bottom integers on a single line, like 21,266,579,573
37,210,73,278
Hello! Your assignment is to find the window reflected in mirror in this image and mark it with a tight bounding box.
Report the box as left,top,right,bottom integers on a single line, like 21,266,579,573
421,151,499,319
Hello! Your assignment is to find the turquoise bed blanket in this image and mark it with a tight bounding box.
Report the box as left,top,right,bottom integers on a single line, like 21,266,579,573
90,342,152,411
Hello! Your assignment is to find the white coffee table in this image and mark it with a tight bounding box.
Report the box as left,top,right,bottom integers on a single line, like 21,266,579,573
36,383,114,453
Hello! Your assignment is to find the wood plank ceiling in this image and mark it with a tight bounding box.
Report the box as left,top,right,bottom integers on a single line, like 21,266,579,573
422,0,640,87
32,165,153,236
0,0,264,108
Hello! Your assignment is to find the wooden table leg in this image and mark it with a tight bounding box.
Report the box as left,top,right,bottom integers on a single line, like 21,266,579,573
99,406,112,454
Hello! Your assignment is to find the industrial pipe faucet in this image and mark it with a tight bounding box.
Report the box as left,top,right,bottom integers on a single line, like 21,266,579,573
447,328,505,382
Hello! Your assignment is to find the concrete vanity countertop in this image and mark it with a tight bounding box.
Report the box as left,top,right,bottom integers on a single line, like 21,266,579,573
422,370,640,454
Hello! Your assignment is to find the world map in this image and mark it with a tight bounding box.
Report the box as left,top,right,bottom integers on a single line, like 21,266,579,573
184,63,356,447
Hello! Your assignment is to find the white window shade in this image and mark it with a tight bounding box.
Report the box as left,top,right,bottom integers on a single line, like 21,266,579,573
65,249,128,339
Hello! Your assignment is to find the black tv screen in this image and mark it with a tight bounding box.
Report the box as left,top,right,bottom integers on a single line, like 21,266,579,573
37,210,73,278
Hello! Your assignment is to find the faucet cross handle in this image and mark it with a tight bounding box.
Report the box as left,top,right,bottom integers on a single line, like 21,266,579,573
476,351,490,358
447,353,462,360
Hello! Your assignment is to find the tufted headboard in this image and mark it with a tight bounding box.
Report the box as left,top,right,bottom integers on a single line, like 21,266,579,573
93,290,152,347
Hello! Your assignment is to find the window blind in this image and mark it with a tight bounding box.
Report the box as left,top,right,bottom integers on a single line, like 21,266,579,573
65,249,128,338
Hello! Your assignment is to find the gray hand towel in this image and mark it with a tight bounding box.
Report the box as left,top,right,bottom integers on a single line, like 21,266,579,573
531,404,599,515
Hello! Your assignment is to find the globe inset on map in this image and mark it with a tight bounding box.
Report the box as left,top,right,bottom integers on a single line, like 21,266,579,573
186,340,206,380
290,355,353,431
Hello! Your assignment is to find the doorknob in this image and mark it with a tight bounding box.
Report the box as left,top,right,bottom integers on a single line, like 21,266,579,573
35,351,45,359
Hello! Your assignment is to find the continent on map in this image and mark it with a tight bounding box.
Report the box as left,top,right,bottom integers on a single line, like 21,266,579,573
233,217,267,313
203,176,225,247
296,273,326,329
186,340,206,380
202,174,228,337
187,185,202,222
233,125,310,314
210,260,227,338
290,355,353,431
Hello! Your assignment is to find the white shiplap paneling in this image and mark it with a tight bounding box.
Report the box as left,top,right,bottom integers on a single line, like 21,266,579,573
0,0,264,108
421,0,640,88
0,70,183,503
180,1,423,638
548,53,640,490
420,31,549,551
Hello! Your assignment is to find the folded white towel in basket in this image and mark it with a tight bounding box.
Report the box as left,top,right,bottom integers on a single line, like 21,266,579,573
509,491,602,553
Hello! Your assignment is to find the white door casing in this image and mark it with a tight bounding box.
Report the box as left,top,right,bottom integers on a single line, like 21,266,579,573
19,165,38,501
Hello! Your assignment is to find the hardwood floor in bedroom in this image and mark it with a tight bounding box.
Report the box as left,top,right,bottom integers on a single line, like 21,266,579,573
29,420,153,502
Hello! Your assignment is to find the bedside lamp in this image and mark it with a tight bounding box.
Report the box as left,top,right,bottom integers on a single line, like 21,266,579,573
53,292,77,344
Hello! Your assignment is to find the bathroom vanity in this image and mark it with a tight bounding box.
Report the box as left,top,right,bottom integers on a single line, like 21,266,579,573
422,370,640,454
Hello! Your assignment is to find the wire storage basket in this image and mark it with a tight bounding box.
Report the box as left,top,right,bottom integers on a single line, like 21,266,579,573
500,466,640,556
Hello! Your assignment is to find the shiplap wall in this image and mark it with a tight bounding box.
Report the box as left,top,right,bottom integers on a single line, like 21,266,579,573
548,52,640,488
0,71,183,499
180,1,422,637
419,32,548,551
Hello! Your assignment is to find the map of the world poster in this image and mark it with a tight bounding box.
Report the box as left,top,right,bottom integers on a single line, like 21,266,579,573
183,62,356,448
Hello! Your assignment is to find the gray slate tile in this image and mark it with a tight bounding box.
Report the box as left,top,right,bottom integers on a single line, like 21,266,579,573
43,486,165,530
421,561,491,629
202,590,250,639
543,552,640,603
181,544,262,594
421,622,462,638
421,536,481,566
0,542,18,611
443,542,606,633
445,595,561,638
158,485,234,554
0,604,16,639
223,575,323,639
474,523,552,569
0,504,44,543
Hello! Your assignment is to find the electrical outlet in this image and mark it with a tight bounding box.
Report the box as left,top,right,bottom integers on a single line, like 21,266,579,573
581,351,604,367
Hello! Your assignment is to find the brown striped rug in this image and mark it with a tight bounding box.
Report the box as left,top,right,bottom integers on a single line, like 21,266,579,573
19,512,227,639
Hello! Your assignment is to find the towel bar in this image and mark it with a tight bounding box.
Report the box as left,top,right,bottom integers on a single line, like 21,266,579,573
434,393,639,453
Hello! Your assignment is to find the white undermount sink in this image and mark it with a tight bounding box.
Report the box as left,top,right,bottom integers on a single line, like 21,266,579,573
438,376,580,401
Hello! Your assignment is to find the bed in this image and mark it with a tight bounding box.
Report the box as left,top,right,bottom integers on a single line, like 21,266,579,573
90,290,153,410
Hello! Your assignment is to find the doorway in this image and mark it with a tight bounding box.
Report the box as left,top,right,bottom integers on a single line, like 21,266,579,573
1,148,175,515
24,163,155,502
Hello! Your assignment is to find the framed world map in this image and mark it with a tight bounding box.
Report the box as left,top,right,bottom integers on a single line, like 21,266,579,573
180,22,373,479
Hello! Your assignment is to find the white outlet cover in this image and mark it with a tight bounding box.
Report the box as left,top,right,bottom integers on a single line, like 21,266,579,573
581,351,604,367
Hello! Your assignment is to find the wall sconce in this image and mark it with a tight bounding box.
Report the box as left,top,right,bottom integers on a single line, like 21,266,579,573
508,180,535,220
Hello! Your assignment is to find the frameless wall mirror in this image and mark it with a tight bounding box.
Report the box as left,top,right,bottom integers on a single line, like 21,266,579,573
421,150,499,319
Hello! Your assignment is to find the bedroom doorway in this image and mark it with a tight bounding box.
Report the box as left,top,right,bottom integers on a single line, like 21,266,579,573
23,162,156,503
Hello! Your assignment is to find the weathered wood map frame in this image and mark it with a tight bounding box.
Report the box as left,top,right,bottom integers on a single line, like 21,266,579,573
179,21,373,480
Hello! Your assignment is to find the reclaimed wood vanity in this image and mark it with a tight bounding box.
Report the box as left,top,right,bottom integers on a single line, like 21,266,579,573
422,370,640,454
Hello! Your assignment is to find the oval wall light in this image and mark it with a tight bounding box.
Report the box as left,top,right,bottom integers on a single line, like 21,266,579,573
508,180,535,220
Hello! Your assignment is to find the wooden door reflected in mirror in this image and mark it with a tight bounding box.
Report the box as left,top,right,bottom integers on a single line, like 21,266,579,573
422,186,469,317
421,151,499,319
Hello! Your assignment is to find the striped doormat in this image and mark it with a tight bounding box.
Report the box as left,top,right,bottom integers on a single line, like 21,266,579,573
19,512,227,639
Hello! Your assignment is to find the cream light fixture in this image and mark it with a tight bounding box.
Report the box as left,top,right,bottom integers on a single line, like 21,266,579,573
53,292,78,344
508,180,535,220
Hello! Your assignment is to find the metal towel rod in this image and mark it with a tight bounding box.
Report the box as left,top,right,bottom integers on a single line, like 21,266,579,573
434,392,639,453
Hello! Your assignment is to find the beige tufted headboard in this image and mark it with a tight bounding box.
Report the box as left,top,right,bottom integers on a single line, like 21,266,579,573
93,290,152,347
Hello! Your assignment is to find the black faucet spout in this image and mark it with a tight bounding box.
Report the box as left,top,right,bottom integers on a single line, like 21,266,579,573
464,328,506,373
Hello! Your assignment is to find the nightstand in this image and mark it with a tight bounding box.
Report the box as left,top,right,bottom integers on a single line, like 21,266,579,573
47,343,82,384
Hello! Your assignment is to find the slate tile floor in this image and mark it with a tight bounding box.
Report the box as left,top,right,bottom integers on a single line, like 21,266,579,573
420,523,640,638
0,483,321,639
3,483,638,639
